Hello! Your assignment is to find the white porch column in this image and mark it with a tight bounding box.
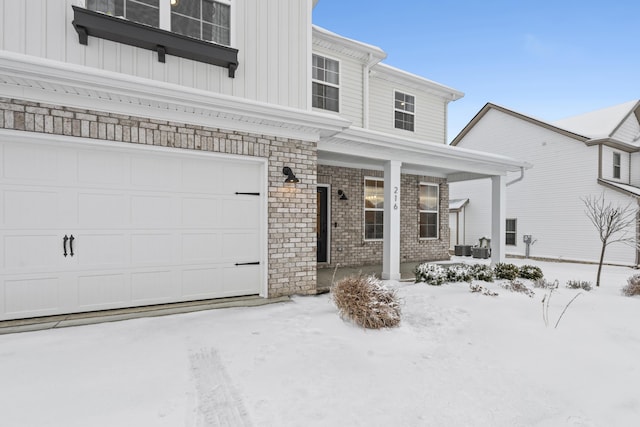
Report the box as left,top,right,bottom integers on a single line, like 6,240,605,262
382,160,402,280
491,175,506,265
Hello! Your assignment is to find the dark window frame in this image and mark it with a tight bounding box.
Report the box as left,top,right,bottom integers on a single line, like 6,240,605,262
613,152,621,179
418,183,439,239
364,178,384,241
506,218,517,246
312,54,340,112
394,91,415,132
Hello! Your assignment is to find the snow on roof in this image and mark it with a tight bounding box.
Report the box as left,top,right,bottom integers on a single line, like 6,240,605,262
599,179,640,198
552,100,639,139
449,198,469,211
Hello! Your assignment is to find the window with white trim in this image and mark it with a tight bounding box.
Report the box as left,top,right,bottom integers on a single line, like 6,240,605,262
613,152,621,179
506,218,517,245
312,54,340,112
364,178,384,240
418,183,438,239
86,0,232,46
394,91,415,132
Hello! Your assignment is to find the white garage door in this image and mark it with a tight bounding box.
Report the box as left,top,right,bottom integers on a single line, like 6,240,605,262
0,133,266,321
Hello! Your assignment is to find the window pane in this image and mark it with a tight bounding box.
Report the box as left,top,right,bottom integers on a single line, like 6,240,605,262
172,0,200,19
506,219,516,232
172,14,201,39
506,233,516,245
125,1,158,26
419,212,438,238
87,0,124,15
419,185,438,211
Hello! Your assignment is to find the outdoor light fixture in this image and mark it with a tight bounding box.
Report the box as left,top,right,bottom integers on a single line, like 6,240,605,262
337,189,348,200
170,0,179,6
283,166,299,183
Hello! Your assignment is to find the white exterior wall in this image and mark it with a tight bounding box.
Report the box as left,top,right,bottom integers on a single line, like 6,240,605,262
0,0,311,109
368,74,446,143
451,109,638,266
311,45,363,127
631,152,640,187
450,179,491,248
601,145,630,183
612,113,640,143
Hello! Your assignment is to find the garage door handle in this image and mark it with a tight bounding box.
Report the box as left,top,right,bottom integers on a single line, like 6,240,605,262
63,235,69,257
235,262,260,266
69,235,75,257
235,192,260,196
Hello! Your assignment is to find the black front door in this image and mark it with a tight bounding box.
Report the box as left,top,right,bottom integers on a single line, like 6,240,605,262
317,187,328,263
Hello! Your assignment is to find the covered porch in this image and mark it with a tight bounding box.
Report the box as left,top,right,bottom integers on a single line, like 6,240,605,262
317,126,530,281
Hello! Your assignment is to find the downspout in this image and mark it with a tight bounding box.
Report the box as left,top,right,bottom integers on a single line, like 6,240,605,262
363,52,377,129
506,167,525,186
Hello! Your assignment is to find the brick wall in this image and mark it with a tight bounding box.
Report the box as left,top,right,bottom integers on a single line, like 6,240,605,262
318,165,449,268
0,98,317,297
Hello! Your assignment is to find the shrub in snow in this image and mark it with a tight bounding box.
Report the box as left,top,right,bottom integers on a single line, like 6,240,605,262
469,264,494,282
622,274,640,296
501,279,535,297
414,263,447,285
331,275,401,329
519,265,543,281
494,263,519,280
445,264,473,283
566,280,592,291
533,278,559,289
469,283,498,296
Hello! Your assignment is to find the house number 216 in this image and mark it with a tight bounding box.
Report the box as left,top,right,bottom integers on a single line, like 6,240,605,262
393,186,398,210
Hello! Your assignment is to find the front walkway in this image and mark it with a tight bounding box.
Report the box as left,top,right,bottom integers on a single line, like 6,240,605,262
317,262,421,292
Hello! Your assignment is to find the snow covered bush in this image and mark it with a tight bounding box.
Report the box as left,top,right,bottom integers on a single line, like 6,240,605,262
502,279,535,297
533,278,559,289
519,265,543,281
566,280,592,291
469,264,494,282
494,263,519,280
470,283,498,296
331,275,401,329
414,263,447,285
445,264,473,283
622,274,640,296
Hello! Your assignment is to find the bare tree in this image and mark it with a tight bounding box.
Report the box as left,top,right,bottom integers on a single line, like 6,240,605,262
582,193,638,287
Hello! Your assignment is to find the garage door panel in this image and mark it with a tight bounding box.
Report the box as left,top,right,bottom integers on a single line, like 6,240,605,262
131,234,174,265
181,158,224,192
78,150,125,186
78,193,127,227
221,232,260,261
222,265,260,295
77,274,127,307
4,234,62,271
3,143,59,182
131,195,177,227
76,234,126,268
181,197,219,227
5,190,61,228
182,233,221,263
182,267,223,297
223,162,262,193
4,277,59,315
131,270,174,302
131,156,178,190
221,198,260,228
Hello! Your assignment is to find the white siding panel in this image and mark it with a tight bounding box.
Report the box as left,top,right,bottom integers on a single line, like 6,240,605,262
452,109,637,266
369,75,446,143
630,152,640,187
0,0,310,109
612,113,640,143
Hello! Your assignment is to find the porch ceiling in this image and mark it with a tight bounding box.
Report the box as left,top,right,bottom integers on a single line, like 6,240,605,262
318,127,530,181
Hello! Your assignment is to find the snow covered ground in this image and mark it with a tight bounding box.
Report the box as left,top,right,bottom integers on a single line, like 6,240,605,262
1,258,639,427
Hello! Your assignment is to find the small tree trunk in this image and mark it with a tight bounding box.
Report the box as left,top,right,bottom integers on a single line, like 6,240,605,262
596,242,607,287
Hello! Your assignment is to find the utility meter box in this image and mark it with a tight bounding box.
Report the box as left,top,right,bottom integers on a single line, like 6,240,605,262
523,235,532,244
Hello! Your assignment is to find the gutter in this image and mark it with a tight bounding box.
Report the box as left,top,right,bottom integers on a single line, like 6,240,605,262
506,166,526,186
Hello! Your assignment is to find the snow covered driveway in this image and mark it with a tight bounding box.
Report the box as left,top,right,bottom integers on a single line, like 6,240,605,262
1,259,639,426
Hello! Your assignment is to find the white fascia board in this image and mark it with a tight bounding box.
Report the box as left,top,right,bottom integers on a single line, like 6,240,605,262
0,51,351,141
371,63,464,101
336,127,530,171
312,25,387,63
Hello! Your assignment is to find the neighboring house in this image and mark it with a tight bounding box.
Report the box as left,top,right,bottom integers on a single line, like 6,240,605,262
0,0,526,321
450,101,640,266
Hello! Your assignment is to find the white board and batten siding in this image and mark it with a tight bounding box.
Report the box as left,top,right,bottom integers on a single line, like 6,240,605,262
450,108,637,266
0,0,310,110
0,133,267,321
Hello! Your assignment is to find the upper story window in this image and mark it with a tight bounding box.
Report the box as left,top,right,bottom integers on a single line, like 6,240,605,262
613,152,621,179
364,178,384,240
394,91,415,132
418,183,438,239
312,54,340,112
506,218,517,245
86,0,231,46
